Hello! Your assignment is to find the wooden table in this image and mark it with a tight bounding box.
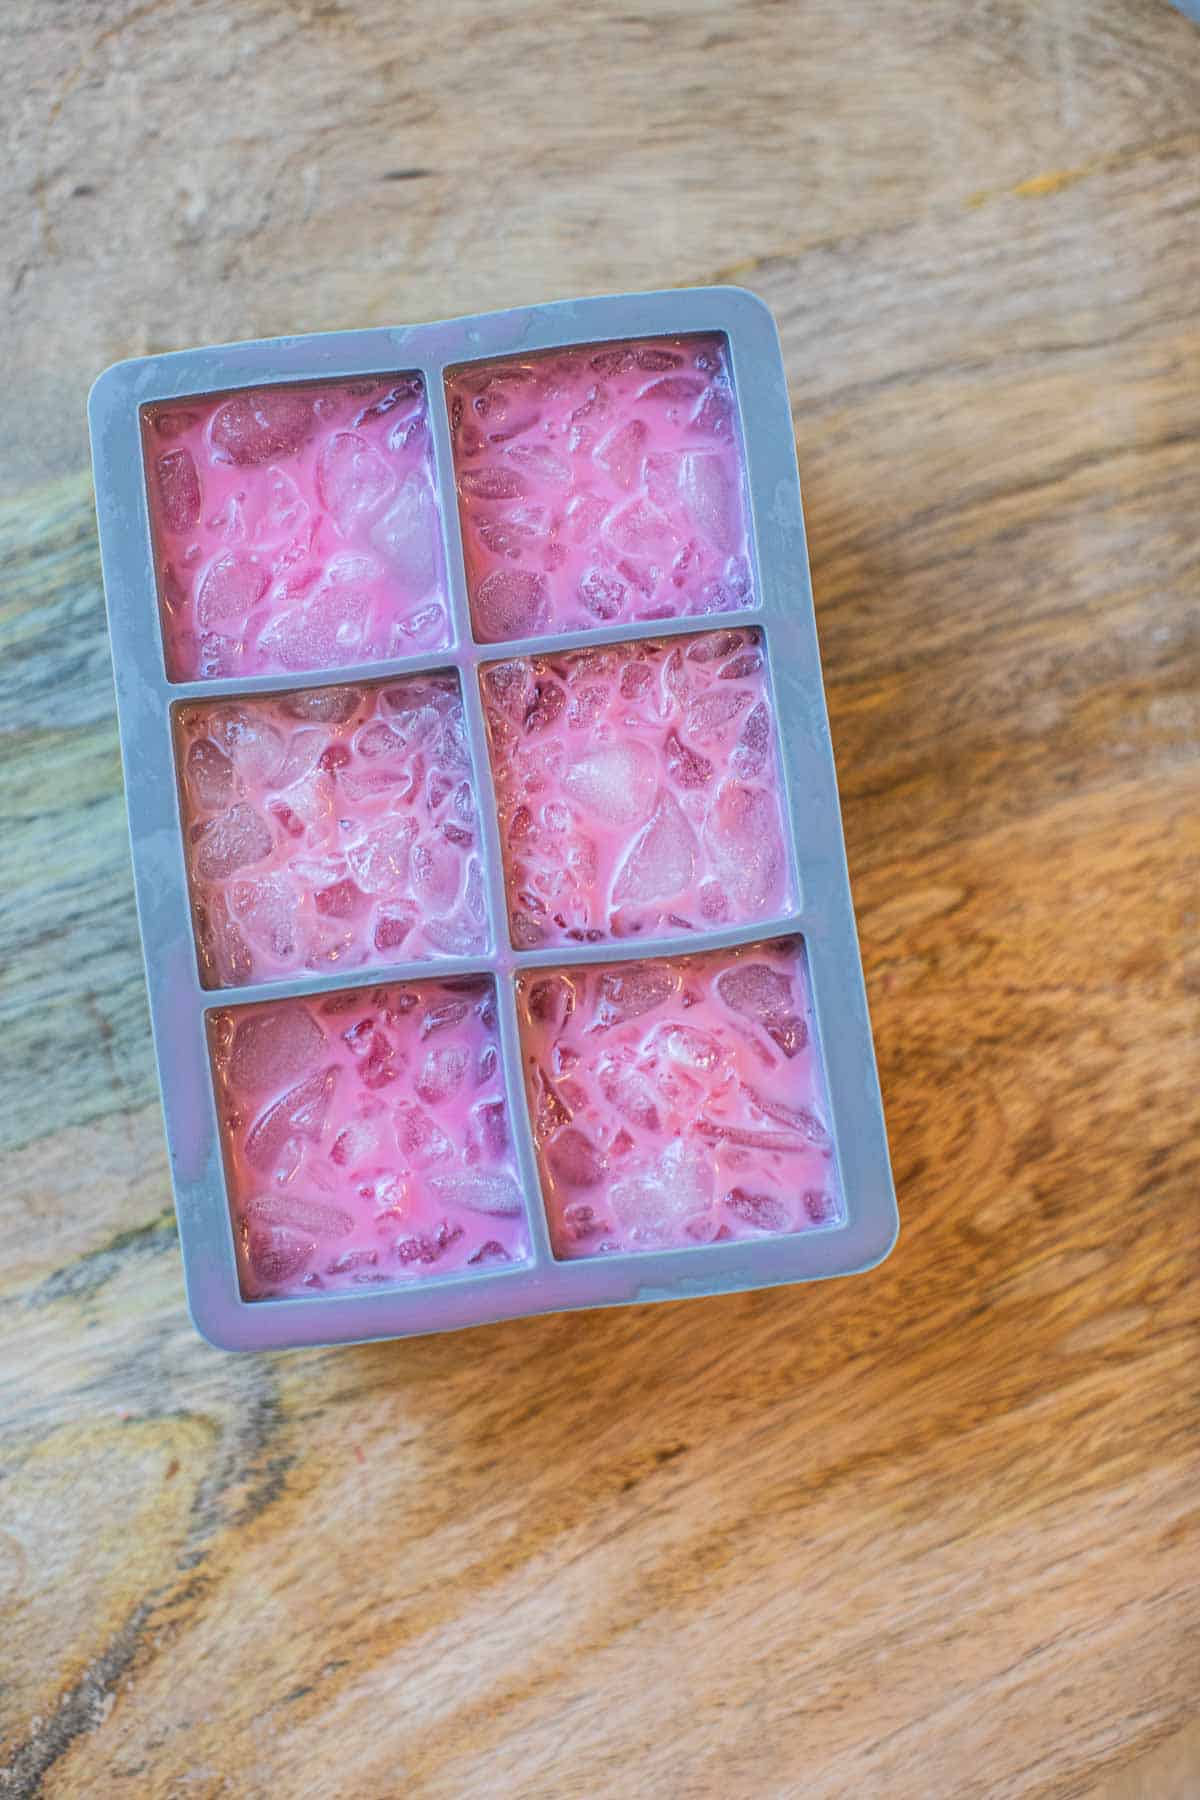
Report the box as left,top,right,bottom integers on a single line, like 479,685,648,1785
2,3,1197,1794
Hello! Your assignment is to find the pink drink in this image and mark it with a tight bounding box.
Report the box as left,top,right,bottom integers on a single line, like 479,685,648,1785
446,336,755,642
481,627,791,948
177,675,485,988
144,377,448,681
517,940,840,1258
211,978,527,1298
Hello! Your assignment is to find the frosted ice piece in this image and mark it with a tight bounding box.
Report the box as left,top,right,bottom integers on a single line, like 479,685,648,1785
178,674,486,988
448,335,755,641
517,940,842,1258
480,629,792,946
211,978,527,1296
144,376,449,681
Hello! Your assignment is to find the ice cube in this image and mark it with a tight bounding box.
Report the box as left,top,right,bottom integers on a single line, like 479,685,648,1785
186,738,238,808
596,1058,661,1131
428,1170,524,1215
594,418,648,489
507,443,571,487
193,802,273,881
562,742,657,826
209,708,286,783
740,1080,830,1146
230,875,299,959
329,1114,384,1168
663,730,712,790
724,1188,792,1233
394,1100,452,1163
546,1127,606,1189
611,791,696,905
658,1024,724,1071
246,1223,314,1286
196,551,268,628
705,782,783,910
473,568,549,642
683,687,753,742
715,960,805,1055
475,1098,509,1158
244,1192,354,1236
211,388,317,466
609,1139,714,1245
395,1219,463,1264
420,999,471,1038
374,903,419,953
279,686,363,724
244,1067,338,1170
731,701,771,779
605,498,678,560
317,430,398,535
370,473,440,596
415,1046,468,1107
254,467,309,543
679,451,737,551
226,1004,324,1095
411,834,461,915
578,568,628,621
256,571,372,672
155,448,201,534
593,962,679,1029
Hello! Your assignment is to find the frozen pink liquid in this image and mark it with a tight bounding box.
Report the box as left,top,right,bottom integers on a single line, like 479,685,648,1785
211,978,527,1298
481,628,792,948
447,335,755,642
177,674,486,988
144,376,448,681
517,940,840,1258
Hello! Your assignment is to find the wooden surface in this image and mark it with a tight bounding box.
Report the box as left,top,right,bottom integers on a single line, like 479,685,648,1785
2,2,1198,1795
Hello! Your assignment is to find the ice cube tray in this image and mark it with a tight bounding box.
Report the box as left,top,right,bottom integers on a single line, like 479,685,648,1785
88,287,897,1352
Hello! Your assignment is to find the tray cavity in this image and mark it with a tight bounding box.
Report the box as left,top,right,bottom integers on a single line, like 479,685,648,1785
516,936,841,1259
142,375,448,681
210,976,528,1299
176,671,488,988
446,335,757,644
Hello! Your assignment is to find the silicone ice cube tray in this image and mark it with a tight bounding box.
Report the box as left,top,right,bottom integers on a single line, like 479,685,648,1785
88,287,897,1352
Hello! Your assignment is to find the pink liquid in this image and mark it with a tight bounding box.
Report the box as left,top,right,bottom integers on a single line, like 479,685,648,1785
144,377,448,681
446,335,756,642
481,627,791,948
517,940,840,1258
211,978,527,1298
177,675,486,988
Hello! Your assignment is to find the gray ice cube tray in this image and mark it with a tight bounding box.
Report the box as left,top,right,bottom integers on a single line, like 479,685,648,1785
88,285,898,1352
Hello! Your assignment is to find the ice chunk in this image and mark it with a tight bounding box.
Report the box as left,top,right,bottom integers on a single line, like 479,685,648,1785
663,729,712,790
186,738,237,808
411,834,461,915
562,742,657,826
611,790,696,904
683,687,752,742
715,959,806,1057
370,473,440,596
256,566,373,671
594,418,648,489
415,1045,468,1107
594,962,678,1029
244,1067,338,1170
230,875,299,959
253,467,309,543
724,1188,792,1233
705,782,783,911
210,388,317,466
609,1139,714,1245
597,1059,661,1131
740,1080,830,1146
547,1128,606,1189
428,1170,524,1215
193,802,272,880
155,448,201,534
679,451,736,551
395,1219,463,1264
329,1114,384,1168
346,816,417,894
279,686,363,725
209,708,285,783
605,498,678,560
473,568,549,641
226,1004,324,1095
731,700,771,779
507,443,571,487
196,551,268,628
244,1192,354,1236
394,1100,452,1163
246,1224,314,1286
317,430,397,535
374,903,419,953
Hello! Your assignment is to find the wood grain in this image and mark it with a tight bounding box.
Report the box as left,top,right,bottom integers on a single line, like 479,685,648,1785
2,1,1198,1796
